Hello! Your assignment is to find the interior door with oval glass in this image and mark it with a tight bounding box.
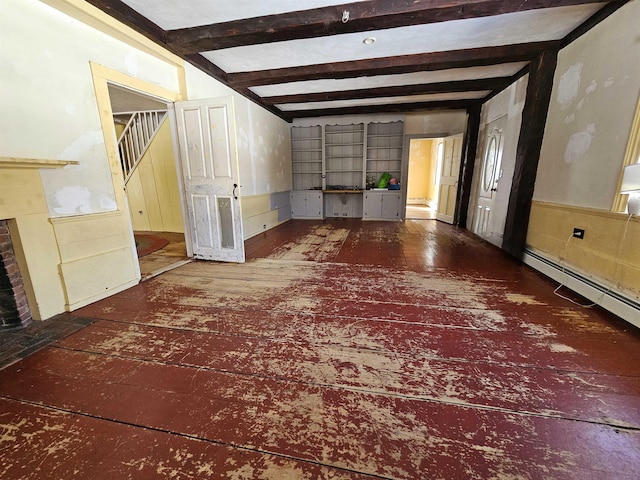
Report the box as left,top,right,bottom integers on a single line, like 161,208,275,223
474,115,506,242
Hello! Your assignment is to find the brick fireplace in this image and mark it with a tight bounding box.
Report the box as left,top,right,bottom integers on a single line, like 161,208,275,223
0,219,32,328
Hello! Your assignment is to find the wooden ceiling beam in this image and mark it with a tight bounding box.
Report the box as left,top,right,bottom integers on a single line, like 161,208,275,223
284,99,480,120
85,0,166,43
228,41,558,88
165,0,607,54
262,77,511,105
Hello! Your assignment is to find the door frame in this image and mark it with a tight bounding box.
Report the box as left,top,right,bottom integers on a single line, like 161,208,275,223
401,133,448,220
91,63,190,271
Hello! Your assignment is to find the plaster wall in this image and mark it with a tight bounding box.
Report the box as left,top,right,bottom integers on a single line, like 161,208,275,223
526,1,640,314
535,0,640,209
405,111,467,137
1,0,180,217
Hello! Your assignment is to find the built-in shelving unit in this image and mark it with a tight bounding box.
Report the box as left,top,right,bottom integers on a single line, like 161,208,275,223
324,123,365,190
366,121,404,186
291,125,323,191
290,120,404,220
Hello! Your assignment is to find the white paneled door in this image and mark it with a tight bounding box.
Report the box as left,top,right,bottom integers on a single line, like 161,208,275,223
173,97,245,263
473,115,507,246
436,134,463,224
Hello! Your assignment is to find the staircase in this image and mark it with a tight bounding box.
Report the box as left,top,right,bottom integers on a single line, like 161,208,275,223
117,110,167,183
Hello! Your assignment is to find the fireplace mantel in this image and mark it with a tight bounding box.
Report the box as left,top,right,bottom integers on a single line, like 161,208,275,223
0,157,79,169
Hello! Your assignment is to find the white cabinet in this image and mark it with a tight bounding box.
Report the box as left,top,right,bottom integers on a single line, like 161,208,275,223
363,191,402,220
291,191,323,219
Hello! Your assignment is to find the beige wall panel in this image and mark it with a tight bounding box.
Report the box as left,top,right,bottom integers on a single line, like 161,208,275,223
243,210,281,240
242,194,272,218
0,169,48,219
10,214,66,320
59,246,139,309
51,211,132,263
125,171,151,231
138,159,163,231
527,202,640,299
148,120,183,232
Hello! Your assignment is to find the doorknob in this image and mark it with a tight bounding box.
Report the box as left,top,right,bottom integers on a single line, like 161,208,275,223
491,188,497,192
233,183,238,199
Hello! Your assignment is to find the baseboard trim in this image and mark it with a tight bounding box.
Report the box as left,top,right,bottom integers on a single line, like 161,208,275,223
523,248,640,329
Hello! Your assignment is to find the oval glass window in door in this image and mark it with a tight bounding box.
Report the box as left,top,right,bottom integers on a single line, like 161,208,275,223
482,134,498,193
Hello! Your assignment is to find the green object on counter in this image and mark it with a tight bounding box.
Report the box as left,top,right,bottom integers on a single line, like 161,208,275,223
377,172,391,188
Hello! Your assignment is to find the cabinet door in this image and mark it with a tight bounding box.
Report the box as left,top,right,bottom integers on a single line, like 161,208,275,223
306,193,323,217
381,193,401,219
363,193,383,219
290,192,306,217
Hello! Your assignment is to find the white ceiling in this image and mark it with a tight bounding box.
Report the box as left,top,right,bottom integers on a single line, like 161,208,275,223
95,1,619,120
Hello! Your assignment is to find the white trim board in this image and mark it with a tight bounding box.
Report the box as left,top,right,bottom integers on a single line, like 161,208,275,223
523,249,640,329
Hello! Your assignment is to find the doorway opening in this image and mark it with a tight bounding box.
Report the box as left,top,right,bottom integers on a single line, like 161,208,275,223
404,137,444,220
106,84,189,280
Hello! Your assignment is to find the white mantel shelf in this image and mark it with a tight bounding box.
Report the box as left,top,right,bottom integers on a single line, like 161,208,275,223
0,157,79,169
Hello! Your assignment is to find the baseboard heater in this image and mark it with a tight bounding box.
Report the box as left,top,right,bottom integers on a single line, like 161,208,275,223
523,248,640,329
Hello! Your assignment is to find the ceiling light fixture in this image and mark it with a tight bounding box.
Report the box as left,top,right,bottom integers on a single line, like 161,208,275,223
363,37,376,45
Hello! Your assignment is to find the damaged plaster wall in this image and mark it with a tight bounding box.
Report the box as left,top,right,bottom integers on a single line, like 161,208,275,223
535,0,640,209
1,0,181,218
184,64,292,198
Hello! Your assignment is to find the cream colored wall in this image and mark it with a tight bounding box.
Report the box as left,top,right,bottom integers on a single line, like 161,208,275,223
126,118,184,233
535,1,640,209
407,139,436,203
528,202,639,300
526,1,640,306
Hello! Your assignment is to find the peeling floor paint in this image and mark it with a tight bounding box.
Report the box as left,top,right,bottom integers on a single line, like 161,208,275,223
1,220,639,479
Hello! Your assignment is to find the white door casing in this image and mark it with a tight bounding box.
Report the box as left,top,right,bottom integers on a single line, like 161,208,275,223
173,96,245,263
473,115,507,245
436,134,463,224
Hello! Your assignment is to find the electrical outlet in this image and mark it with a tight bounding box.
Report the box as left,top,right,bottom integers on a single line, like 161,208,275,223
573,228,585,239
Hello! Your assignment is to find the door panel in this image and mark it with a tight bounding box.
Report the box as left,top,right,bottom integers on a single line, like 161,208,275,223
436,134,463,224
473,115,507,245
174,97,245,263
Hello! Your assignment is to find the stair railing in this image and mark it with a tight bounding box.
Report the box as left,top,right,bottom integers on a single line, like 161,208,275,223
117,110,167,184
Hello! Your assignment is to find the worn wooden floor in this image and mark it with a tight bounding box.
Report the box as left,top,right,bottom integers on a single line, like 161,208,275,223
1,219,639,479
136,231,189,280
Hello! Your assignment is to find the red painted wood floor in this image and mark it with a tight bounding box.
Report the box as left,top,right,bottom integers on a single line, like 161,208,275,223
1,219,639,479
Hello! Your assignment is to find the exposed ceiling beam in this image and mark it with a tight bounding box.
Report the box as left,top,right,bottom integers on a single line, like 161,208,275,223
166,0,607,54
228,42,558,88
283,99,480,120
85,0,166,44
261,77,512,105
